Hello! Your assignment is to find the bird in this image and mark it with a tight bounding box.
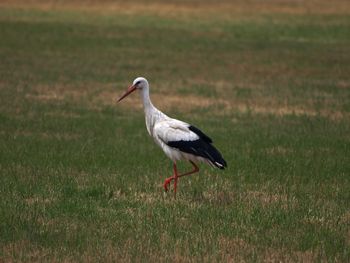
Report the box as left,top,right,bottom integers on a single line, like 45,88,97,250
117,77,227,196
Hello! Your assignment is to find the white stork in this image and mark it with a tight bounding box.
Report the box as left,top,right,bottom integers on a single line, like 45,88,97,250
117,77,227,196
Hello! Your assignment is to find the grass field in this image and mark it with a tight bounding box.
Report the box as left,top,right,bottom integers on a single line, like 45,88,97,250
0,0,350,261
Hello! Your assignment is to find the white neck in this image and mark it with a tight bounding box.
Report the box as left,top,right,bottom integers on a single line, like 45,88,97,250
139,85,154,112
139,85,168,136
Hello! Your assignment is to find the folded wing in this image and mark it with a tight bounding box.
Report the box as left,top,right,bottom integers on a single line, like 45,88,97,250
154,119,227,169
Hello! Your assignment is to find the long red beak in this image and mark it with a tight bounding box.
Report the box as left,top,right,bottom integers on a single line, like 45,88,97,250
117,85,137,102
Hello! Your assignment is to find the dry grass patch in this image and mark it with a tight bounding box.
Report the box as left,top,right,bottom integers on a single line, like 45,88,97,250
1,240,52,263
225,101,349,121
118,91,349,120
341,211,350,225
26,83,88,103
27,83,117,111
13,130,80,140
242,190,297,209
1,0,350,17
262,247,317,262
132,191,161,205
79,242,131,263
24,196,57,206
153,94,227,112
116,80,349,120
219,237,318,262
26,82,349,121
265,146,294,156
218,237,256,261
201,190,236,206
1,126,81,141
44,111,82,119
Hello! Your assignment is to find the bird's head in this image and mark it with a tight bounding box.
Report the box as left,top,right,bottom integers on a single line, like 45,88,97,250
117,77,148,102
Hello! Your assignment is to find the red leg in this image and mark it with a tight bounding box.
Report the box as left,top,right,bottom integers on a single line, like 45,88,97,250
173,163,178,196
178,161,199,179
163,161,199,193
163,162,177,192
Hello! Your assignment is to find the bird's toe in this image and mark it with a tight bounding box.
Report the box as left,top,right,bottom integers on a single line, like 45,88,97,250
163,178,173,192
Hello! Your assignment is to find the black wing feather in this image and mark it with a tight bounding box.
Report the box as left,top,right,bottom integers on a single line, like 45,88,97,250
188,125,212,143
167,139,227,169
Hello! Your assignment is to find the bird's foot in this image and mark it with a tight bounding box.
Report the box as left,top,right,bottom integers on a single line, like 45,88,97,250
163,177,174,192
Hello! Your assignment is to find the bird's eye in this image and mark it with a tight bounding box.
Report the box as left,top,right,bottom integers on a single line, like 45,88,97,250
136,81,141,85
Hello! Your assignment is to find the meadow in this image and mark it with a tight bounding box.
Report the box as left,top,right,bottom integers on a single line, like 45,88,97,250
0,0,350,261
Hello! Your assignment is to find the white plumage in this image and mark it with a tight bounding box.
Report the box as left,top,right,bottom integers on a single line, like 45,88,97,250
118,77,227,196
154,120,200,160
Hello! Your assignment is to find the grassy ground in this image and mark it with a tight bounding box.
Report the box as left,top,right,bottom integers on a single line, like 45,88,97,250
0,0,350,261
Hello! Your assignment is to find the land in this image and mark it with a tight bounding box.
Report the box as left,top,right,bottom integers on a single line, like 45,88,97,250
0,1,349,261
